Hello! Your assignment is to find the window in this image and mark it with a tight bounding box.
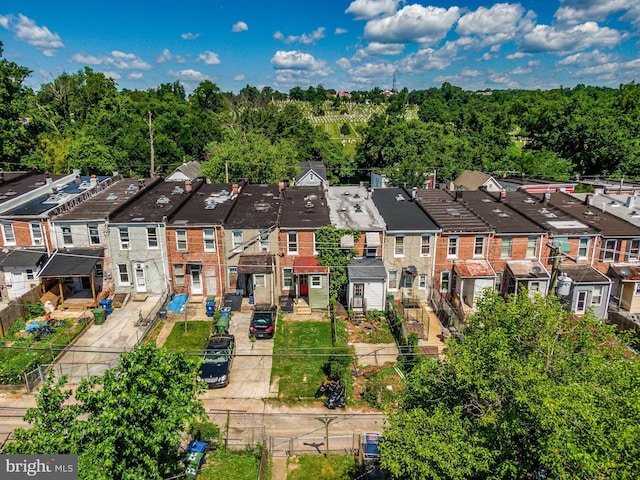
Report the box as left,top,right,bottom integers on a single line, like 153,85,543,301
388,270,399,290
421,235,431,256
501,237,512,258
529,281,541,294
253,274,266,288
447,237,458,257
578,237,589,258
173,264,185,286
1,223,15,246
26,269,35,280
88,224,100,245
147,227,158,249
259,231,270,252
602,239,618,261
118,264,130,285
313,232,319,255
30,222,43,246
232,231,243,252
176,229,187,251
118,227,129,250
62,227,73,247
495,272,503,290
591,286,603,306
629,239,640,262
311,275,322,288
474,236,485,257
287,232,298,254
402,275,413,288
576,290,588,314
394,236,405,257
440,271,451,292
418,274,427,290
527,236,538,258
203,229,216,252
282,268,293,289
95,263,103,278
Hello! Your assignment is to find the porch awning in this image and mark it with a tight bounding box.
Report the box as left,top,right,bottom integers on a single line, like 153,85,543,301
0,248,46,268
454,260,495,279
365,232,380,247
293,256,328,274
506,260,549,279
237,254,275,274
39,248,103,277
609,264,640,281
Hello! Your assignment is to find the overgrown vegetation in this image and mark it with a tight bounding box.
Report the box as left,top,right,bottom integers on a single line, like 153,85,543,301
199,446,263,480
315,226,361,303
286,454,359,480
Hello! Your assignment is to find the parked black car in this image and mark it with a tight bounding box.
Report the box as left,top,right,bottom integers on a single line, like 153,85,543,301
249,305,276,339
200,335,234,388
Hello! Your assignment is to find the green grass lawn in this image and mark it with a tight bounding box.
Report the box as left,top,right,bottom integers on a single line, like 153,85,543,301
286,455,359,480
162,321,212,355
0,319,87,384
198,447,263,480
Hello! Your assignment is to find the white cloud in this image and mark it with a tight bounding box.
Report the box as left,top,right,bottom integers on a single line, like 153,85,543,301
128,72,144,80
456,3,530,36
354,42,405,59
397,42,458,74
345,0,401,20
71,51,152,70
271,50,327,71
197,51,221,65
0,15,9,29
335,27,348,35
336,57,352,69
364,5,460,45
232,21,248,32
157,49,172,63
520,22,623,54
507,51,529,60
70,53,104,65
181,32,201,40
348,60,396,85
234,74,246,81
511,66,532,75
14,14,64,50
556,49,616,66
273,27,326,45
103,71,121,80
554,0,637,25
168,69,209,81
111,50,136,60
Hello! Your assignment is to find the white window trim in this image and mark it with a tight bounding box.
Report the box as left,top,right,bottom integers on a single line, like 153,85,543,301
447,237,458,258
473,236,485,258
578,237,590,259
203,229,216,252
282,267,294,290
635,283,640,296
388,270,399,291
526,236,538,259
500,237,512,259
253,274,266,288
602,239,617,261
118,264,130,286
118,227,130,250
232,231,244,253
287,231,299,255
420,235,431,257
147,227,159,249
440,271,451,292
2,223,16,246
30,222,44,246
62,227,74,247
418,274,427,290
88,224,101,245
176,229,188,251
259,231,270,252
394,235,405,258
311,275,322,288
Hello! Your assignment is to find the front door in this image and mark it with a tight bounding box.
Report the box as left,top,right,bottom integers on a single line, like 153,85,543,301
353,283,364,309
134,263,147,293
190,265,203,295
575,290,588,314
299,275,309,296
10,271,25,296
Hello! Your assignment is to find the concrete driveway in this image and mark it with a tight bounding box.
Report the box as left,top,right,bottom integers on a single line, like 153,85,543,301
203,312,276,399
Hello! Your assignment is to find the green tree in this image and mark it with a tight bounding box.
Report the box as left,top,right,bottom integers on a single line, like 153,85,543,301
4,345,207,480
315,225,360,303
381,290,640,480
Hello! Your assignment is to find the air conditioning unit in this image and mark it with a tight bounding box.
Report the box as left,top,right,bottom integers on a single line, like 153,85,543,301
134,262,144,270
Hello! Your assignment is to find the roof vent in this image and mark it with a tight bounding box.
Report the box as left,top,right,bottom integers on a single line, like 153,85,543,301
482,198,492,203
395,194,405,202
524,197,536,204
343,191,350,196
305,201,315,209
127,183,138,192
354,204,363,213
172,186,184,195
205,199,217,210
106,194,119,200
254,202,271,212
156,196,170,205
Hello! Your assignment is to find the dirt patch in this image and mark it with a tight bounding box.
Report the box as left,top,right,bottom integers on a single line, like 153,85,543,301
344,317,393,344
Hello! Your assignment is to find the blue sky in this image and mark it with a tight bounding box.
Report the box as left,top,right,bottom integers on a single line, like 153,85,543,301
1,1,639,94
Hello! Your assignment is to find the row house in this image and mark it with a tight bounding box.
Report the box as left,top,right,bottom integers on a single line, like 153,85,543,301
166,182,240,299
108,179,202,297
371,187,440,306
456,190,549,299
48,178,152,307
325,185,386,312
278,185,330,312
223,184,282,306
0,171,117,302
414,189,492,319
498,190,611,318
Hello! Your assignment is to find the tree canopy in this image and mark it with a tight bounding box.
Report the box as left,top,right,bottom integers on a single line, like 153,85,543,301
3,345,207,480
380,290,640,480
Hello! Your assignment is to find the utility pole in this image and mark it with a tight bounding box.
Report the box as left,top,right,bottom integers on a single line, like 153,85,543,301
316,416,337,458
548,245,561,293
148,111,155,177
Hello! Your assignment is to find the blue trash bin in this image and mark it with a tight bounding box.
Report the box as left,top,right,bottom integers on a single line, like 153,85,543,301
220,306,231,318
100,299,113,315
205,299,216,318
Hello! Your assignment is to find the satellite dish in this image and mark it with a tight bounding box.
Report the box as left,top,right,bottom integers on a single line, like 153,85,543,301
620,267,632,276
532,266,541,274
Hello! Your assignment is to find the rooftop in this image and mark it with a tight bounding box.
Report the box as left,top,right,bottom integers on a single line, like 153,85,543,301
571,192,640,230
414,189,490,233
372,187,439,232
109,179,201,223
326,186,385,232
224,184,282,229
280,185,330,229
169,183,238,227
558,264,611,284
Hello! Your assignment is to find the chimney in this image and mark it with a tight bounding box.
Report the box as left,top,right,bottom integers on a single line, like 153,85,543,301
46,174,53,186
138,179,146,188
411,187,417,201
499,190,507,202
232,183,239,194
584,193,593,206
626,195,633,208
185,180,192,192
278,181,285,192
90,174,98,187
